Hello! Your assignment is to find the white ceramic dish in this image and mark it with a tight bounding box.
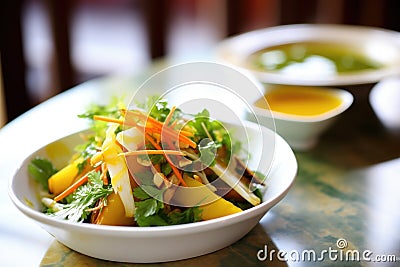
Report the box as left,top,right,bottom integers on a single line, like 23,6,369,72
9,121,297,263
369,76,400,131
216,24,400,86
247,85,354,150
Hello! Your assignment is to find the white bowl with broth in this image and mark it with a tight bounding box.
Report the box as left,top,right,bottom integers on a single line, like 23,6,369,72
248,85,354,150
217,24,400,86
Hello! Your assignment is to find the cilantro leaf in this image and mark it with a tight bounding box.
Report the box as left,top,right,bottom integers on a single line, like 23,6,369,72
28,157,57,190
140,185,165,200
133,186,151,200
133,185,202,227
135,198,163,218
168,207,202,225
187,109,241,163
135,212,168,227
137,96,182,123
187,109,211,140
160,163,172,176
149,99,171,122
133,187,168,227
198,139,218,167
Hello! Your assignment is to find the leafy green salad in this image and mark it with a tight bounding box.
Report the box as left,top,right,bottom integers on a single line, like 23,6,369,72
29,97,266,226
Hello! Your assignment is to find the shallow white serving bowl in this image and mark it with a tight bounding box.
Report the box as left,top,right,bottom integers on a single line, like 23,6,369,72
216,24,400,86
9,121,297,263
247,85,354,150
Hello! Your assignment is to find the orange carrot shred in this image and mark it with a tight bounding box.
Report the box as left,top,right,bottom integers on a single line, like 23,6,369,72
53,165,101,202
101,163,108,185
163,106,176,127
144,133,187,187
94,110,193,188
145,124,196,148
121,150,186,156
97,110,196,148
93,115,124,125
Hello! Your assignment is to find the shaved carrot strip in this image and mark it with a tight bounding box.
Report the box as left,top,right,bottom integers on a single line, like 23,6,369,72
148,121,193,137
153,164,161,173
163,106,176,127
95,112,196,148
128,110,194,139
93,115,124,125
126,110,163,127
145,124,197,148
147,121,195,139
170,119,179,128
121,150,186,156
93,114,140,129
176,129,194,137
103,109,189,187
145,133,187,187
54,165,102,202
101,163,108,185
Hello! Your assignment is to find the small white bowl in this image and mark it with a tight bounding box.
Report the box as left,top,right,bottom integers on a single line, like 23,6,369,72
216,24,400,86
9,121,297,263
247,85,354,150
369,76,400,132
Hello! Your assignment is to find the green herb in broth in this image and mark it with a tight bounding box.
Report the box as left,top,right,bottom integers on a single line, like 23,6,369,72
250,42,383,74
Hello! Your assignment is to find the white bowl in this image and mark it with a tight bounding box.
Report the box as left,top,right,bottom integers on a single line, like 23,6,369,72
247,85,354,150
369,76,400,132
9,121,297,263
216,24,400,86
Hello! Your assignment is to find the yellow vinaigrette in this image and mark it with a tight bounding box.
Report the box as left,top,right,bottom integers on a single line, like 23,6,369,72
255,86,343,116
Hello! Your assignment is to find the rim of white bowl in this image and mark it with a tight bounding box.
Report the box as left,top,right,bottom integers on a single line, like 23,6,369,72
216,24,400,86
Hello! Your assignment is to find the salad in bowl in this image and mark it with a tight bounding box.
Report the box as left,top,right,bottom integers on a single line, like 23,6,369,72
10,96,297,262
29,97,266,226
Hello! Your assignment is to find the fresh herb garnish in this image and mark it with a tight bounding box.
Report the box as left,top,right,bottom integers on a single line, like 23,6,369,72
49,171,113,222
160,162,172,176
168,206,202,225
74,137,100,173
28,158,58,191
133,187,168,226
31,96,264,227
78,97,124,139
149,99,171,122
133,178,202,227
137,96,182,124
187,109,241,163
77,97,122,120
198,139,218,167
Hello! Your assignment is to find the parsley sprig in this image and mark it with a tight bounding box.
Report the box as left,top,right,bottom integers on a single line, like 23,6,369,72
48,171,113,222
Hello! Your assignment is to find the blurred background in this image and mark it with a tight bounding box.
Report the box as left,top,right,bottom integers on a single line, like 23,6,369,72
1,0,399,125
